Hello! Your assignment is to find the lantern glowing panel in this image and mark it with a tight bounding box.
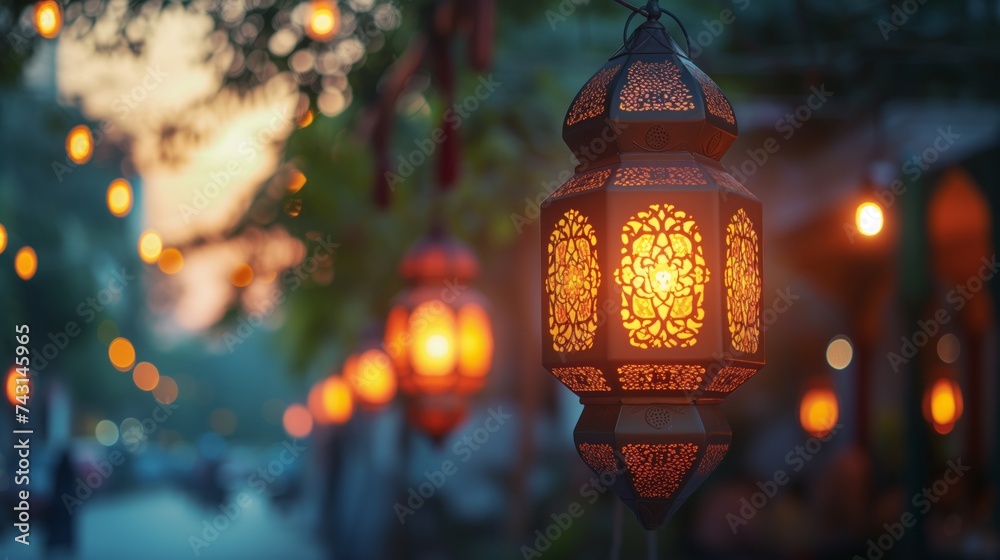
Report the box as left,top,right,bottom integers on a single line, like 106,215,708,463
386,231,494,441
540,15,764,530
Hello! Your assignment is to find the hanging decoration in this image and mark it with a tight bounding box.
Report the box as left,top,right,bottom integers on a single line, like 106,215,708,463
540,0,764,529
385,229,494,442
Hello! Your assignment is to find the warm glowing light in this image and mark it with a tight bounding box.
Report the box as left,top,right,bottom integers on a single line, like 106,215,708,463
6,368,30,406
306,1,340,42
34,0,62,39
95,419,119,446
323,377,354,424
800,388,839,437
546,209,601,352
231,263,254,287
109,338,136,371
283,403,314,438
298,110,314,128
0,224,6,255
937,334,960,364
926,378,963,435
855,202,884,237
725,209,762,353
410,301,457,378
138,231,162,263
132,362,160,391
106,179,133,217
66,125,93,165
458,304,493,379
158,248,184,274
344,349,397,408
153,376,178,405
288,171,307,193
14,247,37,280
615,203,708,349
826,337,853,370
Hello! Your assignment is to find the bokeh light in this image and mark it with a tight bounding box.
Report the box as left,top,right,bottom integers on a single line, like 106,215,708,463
158,248,184,274
288,171,306,193
108,338,136,371
231,263,254,287
138,231,163,263
34,0,62,39
283,403,314,438
308,376,353,425
6,368,30,406
153,376,179,405
66,125,93,165
937,334,960,364
298,110,314,128
344,349,397,408
826,337,853,370
800,387,839,437
120,418,143,446
0,223,6,255
95,419,120,446
926,378,963,435
855,202,884,237
107,179,133,217
14,247,37,280
305,1,341,42
211,408,238,436
133,362,160,391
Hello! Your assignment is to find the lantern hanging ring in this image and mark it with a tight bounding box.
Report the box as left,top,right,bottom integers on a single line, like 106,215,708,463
615,0,692,56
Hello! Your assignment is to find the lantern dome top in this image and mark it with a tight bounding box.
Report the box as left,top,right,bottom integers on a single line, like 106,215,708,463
563,20,738,163
400,228,480,284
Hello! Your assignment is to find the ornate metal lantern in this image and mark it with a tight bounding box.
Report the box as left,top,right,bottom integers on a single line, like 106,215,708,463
541,4,764,529
385,228,494,441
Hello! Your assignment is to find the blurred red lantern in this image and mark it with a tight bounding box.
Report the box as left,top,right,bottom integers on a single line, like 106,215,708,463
385,228,493,441
540,5,764,529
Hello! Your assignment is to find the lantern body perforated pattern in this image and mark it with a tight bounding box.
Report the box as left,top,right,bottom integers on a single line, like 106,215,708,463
386,232,494,441
541,20,764,529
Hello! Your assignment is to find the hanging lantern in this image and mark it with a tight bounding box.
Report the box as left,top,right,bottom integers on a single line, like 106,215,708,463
343,336,398,410
540,3,763,529
385,228,494,441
